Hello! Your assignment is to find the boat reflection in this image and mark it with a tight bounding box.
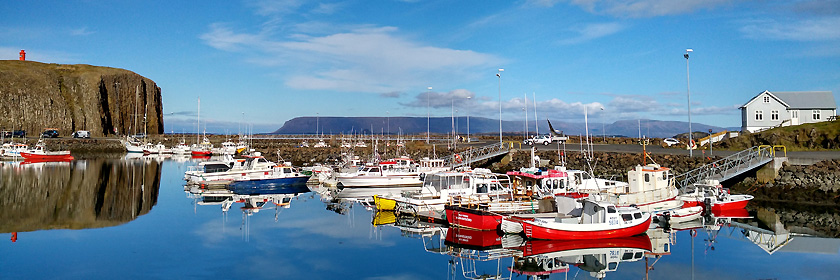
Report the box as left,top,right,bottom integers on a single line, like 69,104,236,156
0,158,162,236
505,235,651,279
185,182,310,217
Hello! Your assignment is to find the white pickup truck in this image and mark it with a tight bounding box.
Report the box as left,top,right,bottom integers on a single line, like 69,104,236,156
524,134,567,145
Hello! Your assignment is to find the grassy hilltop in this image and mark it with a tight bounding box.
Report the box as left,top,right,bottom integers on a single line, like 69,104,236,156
717,120,840,151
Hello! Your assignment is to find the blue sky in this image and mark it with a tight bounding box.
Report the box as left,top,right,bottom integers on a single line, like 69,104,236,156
2,0,838,133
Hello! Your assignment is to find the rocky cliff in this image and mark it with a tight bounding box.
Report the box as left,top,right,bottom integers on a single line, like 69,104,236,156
0,60,163,137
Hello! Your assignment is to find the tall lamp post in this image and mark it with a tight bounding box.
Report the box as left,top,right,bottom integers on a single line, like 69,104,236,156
497,69,504,145
427,86,432,144
466,96,471,143
685,48,693,157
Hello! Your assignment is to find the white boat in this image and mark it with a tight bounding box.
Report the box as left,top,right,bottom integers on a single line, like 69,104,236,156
143,142,171,154
354,141,367,148
1,143,28,158
654,206,704,226
373,168,512,217
583,164,684,213
505,199,652,240
212,140,237,155
183,154,275,184
124,136,144,153
170,140,191,155
190,137,213,156
335,157,421,188
313,140,329,148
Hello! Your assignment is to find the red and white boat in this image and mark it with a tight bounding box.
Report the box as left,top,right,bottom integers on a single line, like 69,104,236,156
506,200,651,240
679,179,754,211
19,142,73,161
507,235,652,279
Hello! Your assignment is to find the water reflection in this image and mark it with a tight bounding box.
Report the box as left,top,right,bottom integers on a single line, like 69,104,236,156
0,158,162,235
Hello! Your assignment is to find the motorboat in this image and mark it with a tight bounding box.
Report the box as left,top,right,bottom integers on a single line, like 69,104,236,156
653,206,704,226
507,165,627,198
19,141,73,161
190,137,213,156
680,179,754,211
184,153,276,184
170,140,190,155
375,168,513,224
123,136,144,153
335,157,421,188
212,140,237,155
505,199,651,240
227,164,310,190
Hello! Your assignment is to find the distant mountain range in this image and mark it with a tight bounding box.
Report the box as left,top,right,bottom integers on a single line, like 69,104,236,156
271,116,736,139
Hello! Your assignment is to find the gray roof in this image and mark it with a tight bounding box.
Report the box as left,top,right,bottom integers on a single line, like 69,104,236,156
772,91,836,109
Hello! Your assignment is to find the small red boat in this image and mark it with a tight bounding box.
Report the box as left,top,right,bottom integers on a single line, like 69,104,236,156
445,204,505,231
679,179,753,211
512,200,651,240
19,143,73,161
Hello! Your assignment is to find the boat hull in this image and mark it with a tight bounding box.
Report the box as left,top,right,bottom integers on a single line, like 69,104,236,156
373,195,397,211
228,176,309,190
522,214,651,240
445,205,504,231
711,195,753,211
444,227,503,250
20,152,73,161
336,175,422,189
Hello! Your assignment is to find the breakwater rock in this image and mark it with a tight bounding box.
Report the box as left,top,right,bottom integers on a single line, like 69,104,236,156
0,60,163,137
731,160,840,205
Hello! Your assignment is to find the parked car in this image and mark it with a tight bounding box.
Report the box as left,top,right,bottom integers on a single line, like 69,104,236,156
663,138,680,147
1,131,10,138
13,130,26,138
42,130,59,138
72,130,91,138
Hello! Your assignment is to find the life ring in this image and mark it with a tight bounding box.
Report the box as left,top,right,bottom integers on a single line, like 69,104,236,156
689,139,697,149
454,154,463,163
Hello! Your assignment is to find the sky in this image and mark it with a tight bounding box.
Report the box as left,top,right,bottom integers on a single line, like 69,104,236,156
2,0,839,133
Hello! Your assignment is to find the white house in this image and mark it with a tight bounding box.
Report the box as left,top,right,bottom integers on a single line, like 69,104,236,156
740,90,837,133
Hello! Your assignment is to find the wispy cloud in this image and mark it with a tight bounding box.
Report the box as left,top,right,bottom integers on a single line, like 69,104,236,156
69,27,94,36
379,91,402,98
201,24,501,93
740,17,840,41
564,0,733,18
558,22,626,45
401,89,477,108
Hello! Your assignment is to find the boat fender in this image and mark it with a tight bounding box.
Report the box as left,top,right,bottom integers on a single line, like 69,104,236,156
454,154,463,163
690,229,697,237
419,173,425,181
629,204,638,208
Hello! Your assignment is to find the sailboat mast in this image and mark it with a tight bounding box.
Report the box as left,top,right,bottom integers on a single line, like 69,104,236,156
197,97,201,144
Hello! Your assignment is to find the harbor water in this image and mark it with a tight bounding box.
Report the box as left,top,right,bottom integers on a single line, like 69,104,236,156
2,157,839,279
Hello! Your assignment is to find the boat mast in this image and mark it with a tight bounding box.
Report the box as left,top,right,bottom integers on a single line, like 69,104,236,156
197,97,200,144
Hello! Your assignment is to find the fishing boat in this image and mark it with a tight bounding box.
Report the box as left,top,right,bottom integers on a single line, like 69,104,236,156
190,137,213,156
507,165,627,198
335,157,421,188
0,143,28,158
20,141,73,161
374,169,515,224
679,179,754,211
506,199,651,240
170,140,191,155
212,140,238,155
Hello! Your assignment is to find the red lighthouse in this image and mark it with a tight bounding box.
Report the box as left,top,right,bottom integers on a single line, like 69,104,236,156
19,50,25,61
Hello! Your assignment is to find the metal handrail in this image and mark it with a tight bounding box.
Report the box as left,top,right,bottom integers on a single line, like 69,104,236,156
441,142,510,168
674,145,777,189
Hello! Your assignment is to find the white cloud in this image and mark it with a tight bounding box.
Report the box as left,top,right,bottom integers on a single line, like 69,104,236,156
565,0,733,18
558,22,626,45
201,24,500,93
70,27,94,36
740,17,840,41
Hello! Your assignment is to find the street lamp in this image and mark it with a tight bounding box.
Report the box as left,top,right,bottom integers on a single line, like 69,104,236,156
685,48,693,157
497,69,504,145
427,86,432,144
466,96,471,143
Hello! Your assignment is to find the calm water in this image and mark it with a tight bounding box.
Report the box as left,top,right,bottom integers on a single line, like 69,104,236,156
2,157,839,279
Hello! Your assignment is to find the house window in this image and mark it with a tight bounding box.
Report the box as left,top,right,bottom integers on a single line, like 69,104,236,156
813,110,821,120
791,111,799,119
755,110,763,121
771,110,779,121
764,96,770,103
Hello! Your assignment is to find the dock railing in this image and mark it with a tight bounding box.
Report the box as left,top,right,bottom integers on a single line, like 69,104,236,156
442,142,511,168
674,145,780,189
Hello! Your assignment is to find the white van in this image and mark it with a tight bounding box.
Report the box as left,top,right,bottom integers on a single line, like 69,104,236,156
73,130,91,138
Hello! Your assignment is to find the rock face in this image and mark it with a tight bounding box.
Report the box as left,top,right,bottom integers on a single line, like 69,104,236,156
0,60,163,137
